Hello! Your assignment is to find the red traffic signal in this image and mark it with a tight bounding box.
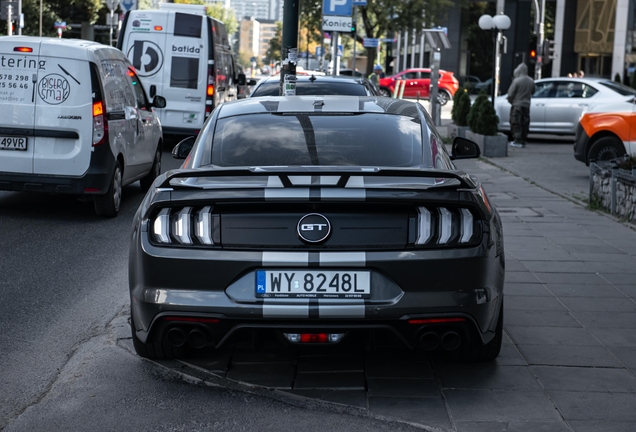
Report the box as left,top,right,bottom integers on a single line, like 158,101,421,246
530,49,536,58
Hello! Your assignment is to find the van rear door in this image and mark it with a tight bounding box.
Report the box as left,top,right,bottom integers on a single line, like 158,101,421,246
162,11,207,131
0,40,41,174
33,42,93,176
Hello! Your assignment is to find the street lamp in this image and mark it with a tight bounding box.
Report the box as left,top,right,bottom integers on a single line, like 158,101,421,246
478,13,511,106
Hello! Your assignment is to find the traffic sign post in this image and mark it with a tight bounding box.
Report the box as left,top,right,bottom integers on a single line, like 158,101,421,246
322,0,352,16
104,0,121,46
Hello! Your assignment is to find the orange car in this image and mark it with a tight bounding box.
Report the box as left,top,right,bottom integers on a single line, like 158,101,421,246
574,99,636,164
378,68,459,105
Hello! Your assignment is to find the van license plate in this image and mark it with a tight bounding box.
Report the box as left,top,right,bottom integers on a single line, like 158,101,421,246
256,270,371,299
0,136,27,151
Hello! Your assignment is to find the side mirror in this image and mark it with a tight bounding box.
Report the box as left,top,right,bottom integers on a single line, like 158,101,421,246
172,136,196,160
237,73,247,86
153,95,167,109
247,79,257,86
451,136,481,160
149,85,157,99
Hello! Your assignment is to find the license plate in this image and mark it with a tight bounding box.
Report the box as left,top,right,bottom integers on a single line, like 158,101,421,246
0,136,27,151
256,270,370,299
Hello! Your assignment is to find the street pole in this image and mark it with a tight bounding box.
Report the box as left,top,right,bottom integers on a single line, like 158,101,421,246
331,31,339,76
39,0,42,36
494,30,501,104
352,7,357,74
535,0,546,80
7,4,12,36
17,0,21,35
279,0,299,95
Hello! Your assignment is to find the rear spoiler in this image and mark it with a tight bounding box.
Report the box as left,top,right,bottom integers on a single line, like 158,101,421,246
157,167,477,190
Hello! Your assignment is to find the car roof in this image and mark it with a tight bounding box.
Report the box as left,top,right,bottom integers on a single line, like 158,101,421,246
260,74,371,83
218,95,423,119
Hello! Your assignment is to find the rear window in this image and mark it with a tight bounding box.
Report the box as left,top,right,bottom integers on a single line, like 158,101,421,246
210,113,424,167
170,57,198,89
174,13,201,38
251,81,370,97
598,81,636,96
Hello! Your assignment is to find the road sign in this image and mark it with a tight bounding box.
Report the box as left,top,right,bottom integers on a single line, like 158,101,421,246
322,0,352,16
353,0,367,5
104,0,120,11
322,15,352,32
363,38,378,48
54,21,67,29
337,45,343,57
316,46,323,57
120,0,137,13
106,14,118,26
0,1,19,20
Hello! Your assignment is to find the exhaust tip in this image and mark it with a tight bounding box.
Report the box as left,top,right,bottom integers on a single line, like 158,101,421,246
187,329,208,349
419,332,439,351
166,327,186,347
441,331,461,351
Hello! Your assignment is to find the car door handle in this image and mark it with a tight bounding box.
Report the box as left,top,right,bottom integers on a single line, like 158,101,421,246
535,103,545,107
578,103,588,107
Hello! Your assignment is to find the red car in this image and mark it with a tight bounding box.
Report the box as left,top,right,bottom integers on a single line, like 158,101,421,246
378,68,459,105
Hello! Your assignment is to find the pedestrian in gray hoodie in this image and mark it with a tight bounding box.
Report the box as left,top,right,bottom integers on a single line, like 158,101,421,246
507,63,535,147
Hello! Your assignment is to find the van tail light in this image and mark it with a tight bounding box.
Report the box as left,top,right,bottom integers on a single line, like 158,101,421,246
207,84,214,96
92,101,108,146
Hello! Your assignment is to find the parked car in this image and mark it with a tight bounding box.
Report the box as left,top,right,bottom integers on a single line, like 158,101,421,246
574,98,636,164
0,37,166,217
458,75,484,94
339,68,364,77
236,65,256,99
377,68,460,105
128,95,505,363
495,77,636,137
249,74,379,97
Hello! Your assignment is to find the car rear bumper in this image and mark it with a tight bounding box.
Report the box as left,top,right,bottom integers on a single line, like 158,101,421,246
130,234,505,349
0,144,116,194
574,123,590,164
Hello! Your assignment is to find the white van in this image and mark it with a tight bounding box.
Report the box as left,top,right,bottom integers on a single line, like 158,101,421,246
0,37,166,217
118,3,246,137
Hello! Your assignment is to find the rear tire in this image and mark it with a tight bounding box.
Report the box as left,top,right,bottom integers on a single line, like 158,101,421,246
438,90,451,106
588,136,625,163
140,147,162,192
94,162,122,217
130,314,190,360
461,299,503,362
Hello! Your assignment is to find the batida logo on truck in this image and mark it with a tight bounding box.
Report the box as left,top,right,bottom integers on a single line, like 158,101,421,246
127,41,164,77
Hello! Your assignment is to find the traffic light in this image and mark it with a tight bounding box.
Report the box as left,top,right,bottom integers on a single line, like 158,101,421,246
543,39,555,65
350,21,356,33
529,49,537,63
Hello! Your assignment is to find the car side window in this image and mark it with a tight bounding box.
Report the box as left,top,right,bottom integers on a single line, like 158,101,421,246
400,72,418,79
533,81,554,98
129,70,149,110
420,71,431,79
553,82,598,98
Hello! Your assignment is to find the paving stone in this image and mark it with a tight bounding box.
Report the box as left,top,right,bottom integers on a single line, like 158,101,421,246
444,389,562,422
507,251,577,261
589,328,636,347
569,252,634,262
364,360,432,379
559,297,636,312
615,285,636,299
367,378,439,398
506,326,600,346
516,344,622,367
505,296,565,311
288,389,367,408
598,273,636,284
296,355,364,373
570,311,636,329
455,421,570,432
568,421,636,432
293,371,365,390
504,283,552,297
548,391,636,421
492,343,528,366
368,396,451,429
608,346,636,368
437,364,543,391
544,283,626,298
586,260,636,274
504,310,581,327
521,261,592,274
531,365,636,392
506,272,541,283
533,273,607,285
504,260,528,272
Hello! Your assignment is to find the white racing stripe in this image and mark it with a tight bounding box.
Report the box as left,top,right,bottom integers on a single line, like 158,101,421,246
264,188,310,200
262,252,309,266
263,303,309,318
319,252,366,267
318,300,365,318
321,188,365,200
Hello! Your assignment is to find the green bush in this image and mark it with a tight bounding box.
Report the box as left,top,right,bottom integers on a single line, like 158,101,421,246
453,89,471,127
467,90,499,136
450,87,463,122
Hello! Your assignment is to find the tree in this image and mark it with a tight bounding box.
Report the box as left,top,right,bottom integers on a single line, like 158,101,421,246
265,21,283,65
18,0,102,36
205,2,238,36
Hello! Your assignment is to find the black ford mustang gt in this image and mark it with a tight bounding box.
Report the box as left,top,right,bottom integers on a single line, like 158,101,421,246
129,96,505,362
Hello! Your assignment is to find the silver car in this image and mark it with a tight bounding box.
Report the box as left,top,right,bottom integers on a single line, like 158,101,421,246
495,78,636,136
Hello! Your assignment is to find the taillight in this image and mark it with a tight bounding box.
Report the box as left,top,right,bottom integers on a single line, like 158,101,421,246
92,101,108,146
205,65,215,118
414,206,478,246
207,84,214,96
151,206,214,245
